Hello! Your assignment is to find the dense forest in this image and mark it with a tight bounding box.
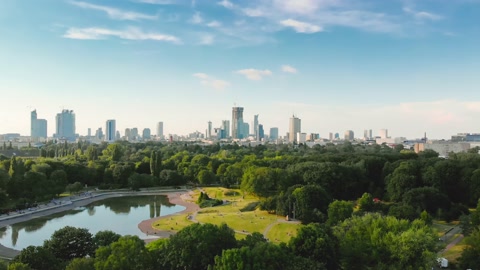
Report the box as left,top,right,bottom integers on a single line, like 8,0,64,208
1,141,480,269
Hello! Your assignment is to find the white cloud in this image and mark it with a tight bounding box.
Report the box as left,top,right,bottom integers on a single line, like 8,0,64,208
135,0,173,4
280,19,322,33
218,0,235,9
273,0,324,15
236,69,272,80
403,7,443,21
199,34,215,45
282,65,297,73
190,12,203,24
63,27,181,44
193,73,230,91
207,21,222,27
243,8,264,17
71,1,157,21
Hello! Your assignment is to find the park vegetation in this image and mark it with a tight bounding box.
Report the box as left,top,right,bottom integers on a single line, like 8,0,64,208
0,140,479,268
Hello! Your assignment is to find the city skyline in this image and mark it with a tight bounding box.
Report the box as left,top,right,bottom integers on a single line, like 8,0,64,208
1,1,479,139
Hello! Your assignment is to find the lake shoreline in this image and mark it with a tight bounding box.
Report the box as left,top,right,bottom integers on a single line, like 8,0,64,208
0,189,194,259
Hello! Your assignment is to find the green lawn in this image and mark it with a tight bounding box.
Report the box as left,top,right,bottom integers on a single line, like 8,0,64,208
443,237,467,262
154,187,298,243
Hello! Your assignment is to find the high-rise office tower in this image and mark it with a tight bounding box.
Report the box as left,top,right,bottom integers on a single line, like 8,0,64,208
131,128,139,140
143,128,151,140
207,121,212,139
329,132,333,141
242,122,249,139
31,110,47,140
105,120,116,142
232,107,244,139
369,129,373,139
222,120,230,138
125,128,131,141
156,122,164,139
364,129,369,140
269,127,279,140
253,115,259,140
95,127,103,140
258,124,264,140
289,115,301,143
379,129,388,139
87,128,91,138
55,109,76,141
116,131,121,141
344,130,354,141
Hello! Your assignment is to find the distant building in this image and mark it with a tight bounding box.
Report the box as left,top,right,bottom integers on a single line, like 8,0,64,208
415,141,470,157
289,115,301,143
31,110,47,140
363,129,369,140
297,132,307,144
335,133,340,139
95,128,103,140
143,128,151,140
309,133,320,141
222,120,230,138
269,127,279,140
115,131,121,141
156,122,164,139
207,121,212,139
131,128,138,141
242,122,249,139
257,124,264,140
379,129,389,139
329,132,333,141
344,130,354,141
253,115,259,140
232,107,244,139
105,120,116,142
55,109,76,141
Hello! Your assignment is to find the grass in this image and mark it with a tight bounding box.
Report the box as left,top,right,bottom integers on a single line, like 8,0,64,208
153,187,299,243
443,237,467,262
266,222,302,243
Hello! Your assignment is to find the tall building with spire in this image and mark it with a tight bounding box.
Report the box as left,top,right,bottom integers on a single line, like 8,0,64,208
232,107,244,139
289,115,301,143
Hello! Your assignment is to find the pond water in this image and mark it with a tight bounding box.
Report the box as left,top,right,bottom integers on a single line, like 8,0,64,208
0,195,185,250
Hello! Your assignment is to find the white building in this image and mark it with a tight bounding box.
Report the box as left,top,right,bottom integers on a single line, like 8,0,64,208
289,115,301,143
414,141,470,157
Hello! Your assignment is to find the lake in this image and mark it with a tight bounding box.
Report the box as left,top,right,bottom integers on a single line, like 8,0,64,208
0,195,185,250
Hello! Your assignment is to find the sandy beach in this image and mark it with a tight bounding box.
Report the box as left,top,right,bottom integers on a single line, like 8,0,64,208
0,189,198,259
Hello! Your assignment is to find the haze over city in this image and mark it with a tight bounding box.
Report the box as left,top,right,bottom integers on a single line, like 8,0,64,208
1,0,479,139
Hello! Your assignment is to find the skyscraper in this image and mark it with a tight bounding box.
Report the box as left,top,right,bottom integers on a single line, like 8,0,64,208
105,120,116,142
55,109,76,141
156,122,164,139
289,115,301,143
258,124,264,140
379,129,388,139
232,107,244,139
253,114,259,140
269,127,279,140
222,120,230,138
207,121,212,139
30,110,47,140
344,130,354,141
143,128,151,140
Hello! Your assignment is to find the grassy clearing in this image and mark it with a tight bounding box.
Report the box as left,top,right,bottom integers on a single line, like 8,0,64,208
154,187,299,243
443,237,467,262
266,222,302,243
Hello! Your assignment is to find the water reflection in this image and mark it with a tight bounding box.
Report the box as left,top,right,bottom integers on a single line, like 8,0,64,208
0,195,184,250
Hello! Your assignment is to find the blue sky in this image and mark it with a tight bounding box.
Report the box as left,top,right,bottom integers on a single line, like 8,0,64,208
1,0,479,139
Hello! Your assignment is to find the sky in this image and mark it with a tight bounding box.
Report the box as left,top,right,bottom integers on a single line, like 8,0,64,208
0,0,479,140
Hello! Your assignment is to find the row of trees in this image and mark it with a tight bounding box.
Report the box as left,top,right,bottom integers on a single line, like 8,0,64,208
8,213,439,270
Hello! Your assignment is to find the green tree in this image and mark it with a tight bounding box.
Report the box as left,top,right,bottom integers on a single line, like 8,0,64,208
65,258,95,270
85,146,97,162
95,236,152,270
357,192,374,212
7,263,32,270
149,151,162,178
292,185,331,223
197,169,217,185
386,161,420,201
458,228,480,269
327,200,354,225
49,169,68,196
93,230,121,248
44,226,95,262
241,167,278,197
157,223,236,270
13,245,60,270
66,182,83,194
289,223,339,270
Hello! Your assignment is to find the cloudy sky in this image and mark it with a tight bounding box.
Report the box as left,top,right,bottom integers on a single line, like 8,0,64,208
0,0,479,139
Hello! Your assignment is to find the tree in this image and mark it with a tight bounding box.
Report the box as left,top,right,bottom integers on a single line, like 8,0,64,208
327,200,354,225
157,223,237,270
292,185,331,223
212,242,293,270
385,161,420,201
44,226,95,262
93,230,121,248
241,167,278,197
7,263,32,270
159,169,184,186
149,151,162,178
334,213,437,269
458,228,480,269
13,245,60,270
85,146,97,162
49,169,68,196
65,258,95,270
357,192,374,212
95,236,152,270
238,232,267,248
289,223,339,270
197,169,216,185
66,182,83,194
